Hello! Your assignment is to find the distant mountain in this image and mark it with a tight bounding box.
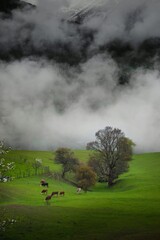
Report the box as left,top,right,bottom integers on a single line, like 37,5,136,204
0,0,160,85
0,0,34,13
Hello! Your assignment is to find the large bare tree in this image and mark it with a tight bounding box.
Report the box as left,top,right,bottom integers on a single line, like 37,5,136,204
87,126,135,187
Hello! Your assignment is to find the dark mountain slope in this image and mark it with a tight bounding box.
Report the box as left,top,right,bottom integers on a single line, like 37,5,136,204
0,0,34,13
0,2,160,84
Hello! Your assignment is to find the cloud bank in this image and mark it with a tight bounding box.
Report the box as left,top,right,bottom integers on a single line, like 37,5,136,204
0,0,160,152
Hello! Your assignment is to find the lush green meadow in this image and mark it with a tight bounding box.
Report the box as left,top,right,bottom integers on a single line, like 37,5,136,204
0,151,160,240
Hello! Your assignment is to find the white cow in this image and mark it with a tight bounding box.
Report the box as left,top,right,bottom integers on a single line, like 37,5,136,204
77,187,82,194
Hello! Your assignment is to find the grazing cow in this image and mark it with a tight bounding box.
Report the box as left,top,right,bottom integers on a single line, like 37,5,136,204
52,191,59,197
59,191,65,196
45,194,53,204
77,187,82,194
41,189,48,194
41,182,49,187
40,180,49,188
40,179,45,184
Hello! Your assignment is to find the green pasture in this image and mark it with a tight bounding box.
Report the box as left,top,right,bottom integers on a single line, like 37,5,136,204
0,151,160,240
5,150,60,177
4,150,91,178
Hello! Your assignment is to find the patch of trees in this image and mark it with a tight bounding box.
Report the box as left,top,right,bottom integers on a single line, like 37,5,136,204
0,125,134,189
87,126,135,187
54,148,96,191
54,126,134,190
54,126,134,189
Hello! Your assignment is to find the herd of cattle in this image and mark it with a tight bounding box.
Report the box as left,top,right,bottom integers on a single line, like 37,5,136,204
40,179,81,203
40,179,64,202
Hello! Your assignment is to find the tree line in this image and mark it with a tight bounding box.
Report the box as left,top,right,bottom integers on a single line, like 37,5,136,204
0,126,135,190
54,126,135,190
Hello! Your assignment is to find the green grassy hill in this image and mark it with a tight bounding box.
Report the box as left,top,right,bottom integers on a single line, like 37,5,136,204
4,150,91,178
0,151,160,240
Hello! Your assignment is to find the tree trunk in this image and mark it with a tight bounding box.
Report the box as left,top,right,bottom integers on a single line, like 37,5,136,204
107,174,114,187
61,170,65,179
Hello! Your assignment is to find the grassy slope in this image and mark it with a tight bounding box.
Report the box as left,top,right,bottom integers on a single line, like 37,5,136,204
4,150,91,177
0,151,160,240
5,150,60,176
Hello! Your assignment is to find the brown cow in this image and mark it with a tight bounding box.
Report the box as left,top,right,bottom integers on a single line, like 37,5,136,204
45,193,54,204
59,191,65,196
52,191,59,197
41,189,48,194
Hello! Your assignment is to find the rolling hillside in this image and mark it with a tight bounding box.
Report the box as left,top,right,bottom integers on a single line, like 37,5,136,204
0,151,160,240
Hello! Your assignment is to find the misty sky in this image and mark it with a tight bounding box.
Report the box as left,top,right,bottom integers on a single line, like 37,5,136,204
0,0,160,152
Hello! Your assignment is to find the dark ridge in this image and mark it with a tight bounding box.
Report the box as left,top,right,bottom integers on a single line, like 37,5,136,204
101,37,160,68
102,39,134,58
137,37,160,67
1,35,160,84
99,37,160,84
0,22,96,66
0,2,160,85
0,40,84,66
99,39,134,85
0,0,34,14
